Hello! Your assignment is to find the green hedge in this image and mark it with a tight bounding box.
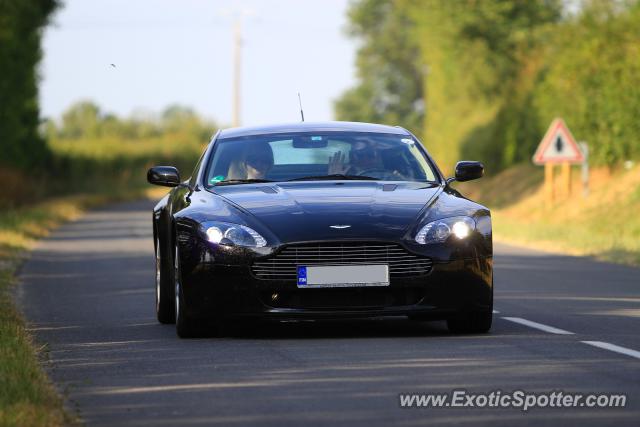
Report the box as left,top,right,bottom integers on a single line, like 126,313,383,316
337,0,640,173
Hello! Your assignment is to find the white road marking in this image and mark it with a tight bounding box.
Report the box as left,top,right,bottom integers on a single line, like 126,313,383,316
501,317,574,335
581,341,640,360
492,309,500,314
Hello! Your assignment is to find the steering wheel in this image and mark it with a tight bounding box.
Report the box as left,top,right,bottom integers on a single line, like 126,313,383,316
356,168,397,180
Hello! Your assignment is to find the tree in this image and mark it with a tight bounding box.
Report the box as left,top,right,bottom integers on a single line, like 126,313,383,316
60,101,102,139
0,0,59,169
410,0,561,170
334,0,425,137
340,0,640,169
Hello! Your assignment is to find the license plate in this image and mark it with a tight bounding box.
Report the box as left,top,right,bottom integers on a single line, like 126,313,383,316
297,264,389,288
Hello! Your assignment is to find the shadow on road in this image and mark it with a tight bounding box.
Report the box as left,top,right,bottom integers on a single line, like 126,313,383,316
17,200,640,427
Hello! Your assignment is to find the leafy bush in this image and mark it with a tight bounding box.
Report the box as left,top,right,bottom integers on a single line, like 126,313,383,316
0,0,58,170
336,0,640,172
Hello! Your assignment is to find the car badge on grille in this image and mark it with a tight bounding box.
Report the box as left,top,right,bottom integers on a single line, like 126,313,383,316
329,225,351,229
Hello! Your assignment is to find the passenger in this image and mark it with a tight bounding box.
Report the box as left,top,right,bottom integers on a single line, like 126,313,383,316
227,143,274,180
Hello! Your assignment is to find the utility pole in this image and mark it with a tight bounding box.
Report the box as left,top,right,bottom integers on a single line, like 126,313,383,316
221,6,253,127
232,19,241,127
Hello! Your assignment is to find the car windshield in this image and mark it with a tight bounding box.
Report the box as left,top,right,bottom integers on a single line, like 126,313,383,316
204,131,439,186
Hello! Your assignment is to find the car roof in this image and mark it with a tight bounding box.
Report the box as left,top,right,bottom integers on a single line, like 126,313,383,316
218,121,411,139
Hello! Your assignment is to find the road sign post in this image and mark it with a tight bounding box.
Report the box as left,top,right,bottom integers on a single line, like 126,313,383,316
545,163,554,205
579,142,589,198
533,118,585,207
561,161,571,198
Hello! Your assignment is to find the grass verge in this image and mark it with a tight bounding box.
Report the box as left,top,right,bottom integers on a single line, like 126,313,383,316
0,188,163,426
458,163,640,266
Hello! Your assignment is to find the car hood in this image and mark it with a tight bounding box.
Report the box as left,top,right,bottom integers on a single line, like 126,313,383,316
211,181,441,243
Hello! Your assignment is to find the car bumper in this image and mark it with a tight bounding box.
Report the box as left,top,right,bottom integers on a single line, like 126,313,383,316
177,240,493,320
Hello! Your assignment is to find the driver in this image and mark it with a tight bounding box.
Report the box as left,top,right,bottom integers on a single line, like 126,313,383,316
327,141,410,179
327,141,380,175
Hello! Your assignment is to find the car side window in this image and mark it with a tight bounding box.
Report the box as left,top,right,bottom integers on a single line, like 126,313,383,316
408,144,436,181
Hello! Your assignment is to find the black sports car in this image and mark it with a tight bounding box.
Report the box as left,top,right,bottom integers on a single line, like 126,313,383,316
148,122,492,338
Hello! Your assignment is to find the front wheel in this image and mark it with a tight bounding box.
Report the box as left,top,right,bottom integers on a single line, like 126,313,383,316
446,310,492,334
174,244,203,338
155,237,175,324
447,278,493,334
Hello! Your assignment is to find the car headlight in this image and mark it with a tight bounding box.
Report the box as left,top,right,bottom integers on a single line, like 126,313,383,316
201,221,267,247
415,216,476,244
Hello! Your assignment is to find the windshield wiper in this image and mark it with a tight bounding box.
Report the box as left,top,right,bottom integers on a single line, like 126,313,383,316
287,174,378,182
214,178,275,186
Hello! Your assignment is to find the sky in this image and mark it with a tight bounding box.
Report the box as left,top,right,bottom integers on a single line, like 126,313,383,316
40,0,357,127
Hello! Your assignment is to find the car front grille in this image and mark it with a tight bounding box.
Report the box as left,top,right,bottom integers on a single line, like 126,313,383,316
251,242,432,281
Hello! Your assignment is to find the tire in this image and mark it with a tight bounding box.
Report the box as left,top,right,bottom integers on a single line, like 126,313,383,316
155,237,175,324
446,310,492,334
174,244,204,338
447,278,493,334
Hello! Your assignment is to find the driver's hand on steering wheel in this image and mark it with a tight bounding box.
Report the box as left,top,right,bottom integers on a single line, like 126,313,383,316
328,151,349,175
392,169,411,180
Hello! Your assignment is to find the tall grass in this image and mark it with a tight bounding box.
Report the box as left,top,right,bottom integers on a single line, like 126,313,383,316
458,163,640,266
0,127,208,425
0,196,105,427
1,133,206,209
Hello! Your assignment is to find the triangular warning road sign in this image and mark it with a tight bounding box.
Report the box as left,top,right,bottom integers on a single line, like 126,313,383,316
533,118,584,165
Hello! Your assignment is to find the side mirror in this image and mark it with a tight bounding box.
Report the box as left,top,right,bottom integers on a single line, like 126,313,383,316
147,166,181,187
448,161,484,183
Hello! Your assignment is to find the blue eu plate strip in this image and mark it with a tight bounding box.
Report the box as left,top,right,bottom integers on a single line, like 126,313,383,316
297,266,307,286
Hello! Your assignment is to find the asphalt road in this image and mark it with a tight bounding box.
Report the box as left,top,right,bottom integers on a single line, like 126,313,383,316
17,200,640,426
